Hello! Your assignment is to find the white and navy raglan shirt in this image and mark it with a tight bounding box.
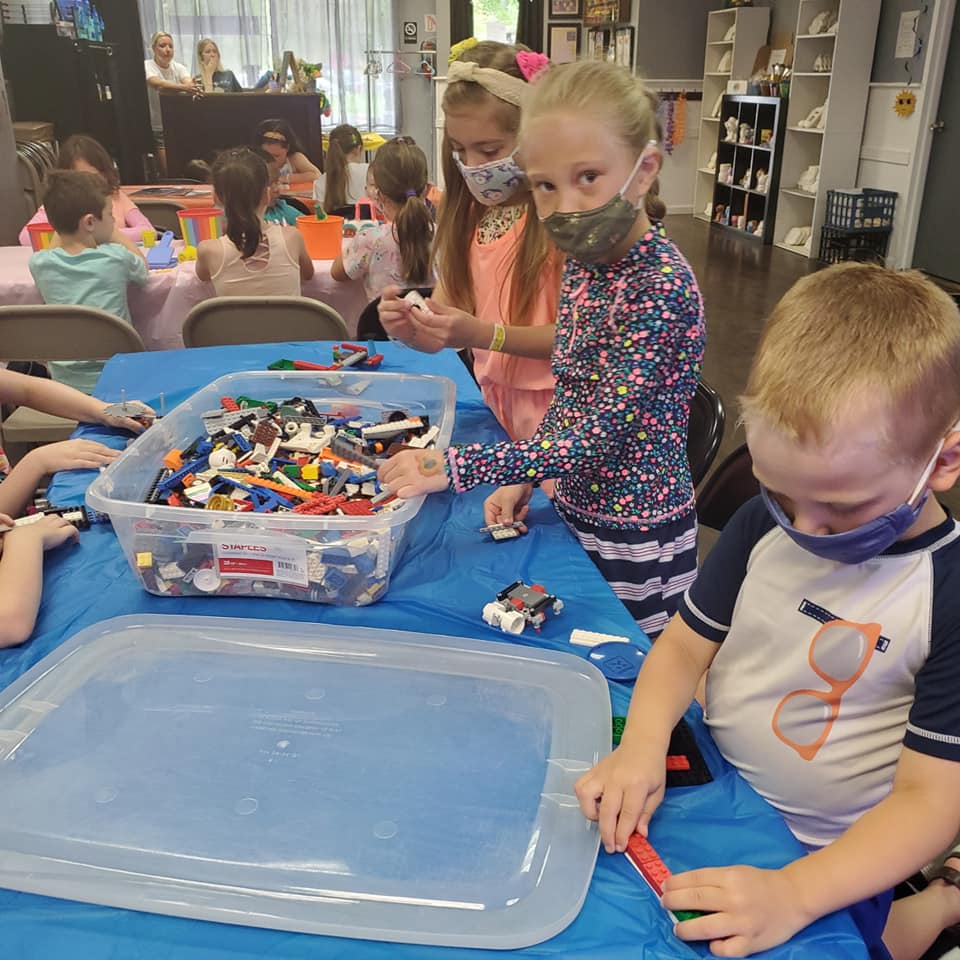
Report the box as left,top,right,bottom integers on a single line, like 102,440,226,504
679,497,960,849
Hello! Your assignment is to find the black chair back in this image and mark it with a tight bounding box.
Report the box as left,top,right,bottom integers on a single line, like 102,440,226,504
687,379,725,487
695,443,760,531
357,288,434,341
280,195,310,215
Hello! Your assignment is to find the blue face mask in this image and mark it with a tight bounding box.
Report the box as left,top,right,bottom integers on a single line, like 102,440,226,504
760,442,943,565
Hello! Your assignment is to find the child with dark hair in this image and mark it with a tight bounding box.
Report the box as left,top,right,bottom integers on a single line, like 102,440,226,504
254,118,320,184
332,137,434,302
196,147,313,295
183,158,212,183
313,124,369,213
29,170,148,393
19,134,152,245
254,148,303,226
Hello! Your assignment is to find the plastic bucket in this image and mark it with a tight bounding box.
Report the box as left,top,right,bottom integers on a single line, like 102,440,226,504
296,215,344,260
26,221,55,251
177,207,224,247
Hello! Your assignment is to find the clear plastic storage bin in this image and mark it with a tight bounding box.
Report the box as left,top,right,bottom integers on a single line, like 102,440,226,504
86,370,456,605
0,616,609,947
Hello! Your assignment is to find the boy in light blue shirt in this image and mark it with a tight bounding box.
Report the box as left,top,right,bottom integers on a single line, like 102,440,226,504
29,170,148,393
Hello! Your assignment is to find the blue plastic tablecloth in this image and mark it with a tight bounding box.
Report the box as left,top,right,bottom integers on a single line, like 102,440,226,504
0,342,868,959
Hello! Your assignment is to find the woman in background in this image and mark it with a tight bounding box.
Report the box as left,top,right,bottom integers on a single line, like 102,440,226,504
196,39,242,93
19,135,152,245
144,32,198,172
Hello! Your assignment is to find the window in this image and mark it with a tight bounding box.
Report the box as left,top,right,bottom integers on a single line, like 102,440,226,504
473,0,520,45
138,0,395,130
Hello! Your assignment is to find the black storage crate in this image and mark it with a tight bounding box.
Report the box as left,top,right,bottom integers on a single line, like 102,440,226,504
818,226,891,265
824,188,897,231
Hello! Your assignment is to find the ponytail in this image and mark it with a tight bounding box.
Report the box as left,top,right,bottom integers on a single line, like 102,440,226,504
211,147,268,259
324,124,362,211
646,177,667,221
394,194,433,285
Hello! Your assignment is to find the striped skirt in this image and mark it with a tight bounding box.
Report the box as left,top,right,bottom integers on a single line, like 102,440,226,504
558,506,699,639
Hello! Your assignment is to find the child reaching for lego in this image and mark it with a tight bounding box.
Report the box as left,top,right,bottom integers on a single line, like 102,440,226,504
379,61,704,638
0,510,79,648
196,147,314,296
28,170,148,395
376,41,564,443
331,136,434,302
574,263,960,959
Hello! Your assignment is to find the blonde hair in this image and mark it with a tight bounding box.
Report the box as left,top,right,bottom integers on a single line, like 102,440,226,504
197,38,221,69
741,262,960,462
372,138,432,287
519,59,666,221
150,32,173,54
435,40,557,331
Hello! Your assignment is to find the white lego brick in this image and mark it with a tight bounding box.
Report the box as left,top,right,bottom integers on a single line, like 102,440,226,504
569,628,631,648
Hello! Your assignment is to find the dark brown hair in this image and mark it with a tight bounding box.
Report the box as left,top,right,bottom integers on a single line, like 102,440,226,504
253,118,306,157
372,138,432,286
42,170,111,234
212,147,269,259
56,135,119,192
323,124,363,211
435,41,557,332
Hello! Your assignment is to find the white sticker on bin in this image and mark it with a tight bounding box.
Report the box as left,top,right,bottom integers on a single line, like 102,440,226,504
214,540,308,587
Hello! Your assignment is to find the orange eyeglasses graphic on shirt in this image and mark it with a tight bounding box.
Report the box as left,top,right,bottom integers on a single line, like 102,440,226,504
771,618,881,761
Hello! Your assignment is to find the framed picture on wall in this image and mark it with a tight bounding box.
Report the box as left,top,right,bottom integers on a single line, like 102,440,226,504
549,0,582,17
614,26,634,68
547,23,581,63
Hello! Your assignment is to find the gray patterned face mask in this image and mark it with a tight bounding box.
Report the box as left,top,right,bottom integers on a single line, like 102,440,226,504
539,147,654,263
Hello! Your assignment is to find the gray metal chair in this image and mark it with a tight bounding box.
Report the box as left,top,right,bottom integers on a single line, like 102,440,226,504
0,305,145,449
137,199,184,238
182,296,348,347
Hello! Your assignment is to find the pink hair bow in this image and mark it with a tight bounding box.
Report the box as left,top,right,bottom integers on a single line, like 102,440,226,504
516,51,550,83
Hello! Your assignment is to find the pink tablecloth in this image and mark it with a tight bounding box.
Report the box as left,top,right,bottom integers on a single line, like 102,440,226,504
0,246,368,351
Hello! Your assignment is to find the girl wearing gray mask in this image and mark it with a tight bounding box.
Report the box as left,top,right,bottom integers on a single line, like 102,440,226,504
380,60,706,640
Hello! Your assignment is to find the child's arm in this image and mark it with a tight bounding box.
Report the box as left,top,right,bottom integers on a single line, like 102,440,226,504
0,441,119,518
0,369,152,433
574,613,719,851
662,750,960,955
195,238,218,282
0,517,79,648
107,228,146,261
285,227,314,282
287,152,321,182
377,284,556,358
331,230,367,284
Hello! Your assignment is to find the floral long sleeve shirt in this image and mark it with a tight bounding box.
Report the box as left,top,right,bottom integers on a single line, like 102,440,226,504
446,225,705,531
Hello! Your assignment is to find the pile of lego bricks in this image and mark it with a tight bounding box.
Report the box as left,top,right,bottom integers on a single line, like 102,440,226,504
130,393,439,604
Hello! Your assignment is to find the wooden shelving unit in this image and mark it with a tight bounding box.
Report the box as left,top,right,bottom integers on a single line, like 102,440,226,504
772,0,881,258
707,95,786,243
693,6,770,223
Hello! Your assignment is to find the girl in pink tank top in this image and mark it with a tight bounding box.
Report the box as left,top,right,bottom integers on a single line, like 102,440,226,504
377,41,562,444
196,147,314,297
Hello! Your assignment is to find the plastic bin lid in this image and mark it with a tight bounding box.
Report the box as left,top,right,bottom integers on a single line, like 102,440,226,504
0,615,609,948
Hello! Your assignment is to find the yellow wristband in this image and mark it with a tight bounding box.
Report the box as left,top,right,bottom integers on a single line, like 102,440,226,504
488,322,506,352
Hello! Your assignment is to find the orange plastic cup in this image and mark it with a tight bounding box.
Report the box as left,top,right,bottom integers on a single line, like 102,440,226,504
27,221,55,251
296,215,344,260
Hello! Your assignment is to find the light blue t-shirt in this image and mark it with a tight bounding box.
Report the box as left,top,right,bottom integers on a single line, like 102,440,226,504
29,244,148,393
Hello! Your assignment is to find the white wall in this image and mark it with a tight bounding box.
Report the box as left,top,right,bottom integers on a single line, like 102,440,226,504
856,82,923,268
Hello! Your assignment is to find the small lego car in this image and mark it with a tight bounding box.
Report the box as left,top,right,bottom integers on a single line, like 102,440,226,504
482,580,564,635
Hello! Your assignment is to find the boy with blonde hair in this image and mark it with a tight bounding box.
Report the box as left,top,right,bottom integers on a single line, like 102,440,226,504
576,263,960,959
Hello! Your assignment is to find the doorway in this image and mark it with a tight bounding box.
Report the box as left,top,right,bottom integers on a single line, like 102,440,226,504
913,11,960,284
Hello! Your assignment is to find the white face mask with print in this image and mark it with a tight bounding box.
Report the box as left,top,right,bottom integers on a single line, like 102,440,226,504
453,149,525,206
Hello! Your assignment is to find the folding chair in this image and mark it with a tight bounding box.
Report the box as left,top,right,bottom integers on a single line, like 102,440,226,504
182,296,348,347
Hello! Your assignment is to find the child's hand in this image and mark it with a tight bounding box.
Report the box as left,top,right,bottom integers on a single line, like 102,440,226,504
483,484,533,531
377,286,442,351
97,401,155,434
413,299,487,351
377,449,450,499
5,515,79,551
574,740,667,853
30,439,119,475
662,864,810,955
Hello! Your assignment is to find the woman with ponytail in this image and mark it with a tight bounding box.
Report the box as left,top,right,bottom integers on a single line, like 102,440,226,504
313,124,369,213
331,137,434,302
196,147,314,295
